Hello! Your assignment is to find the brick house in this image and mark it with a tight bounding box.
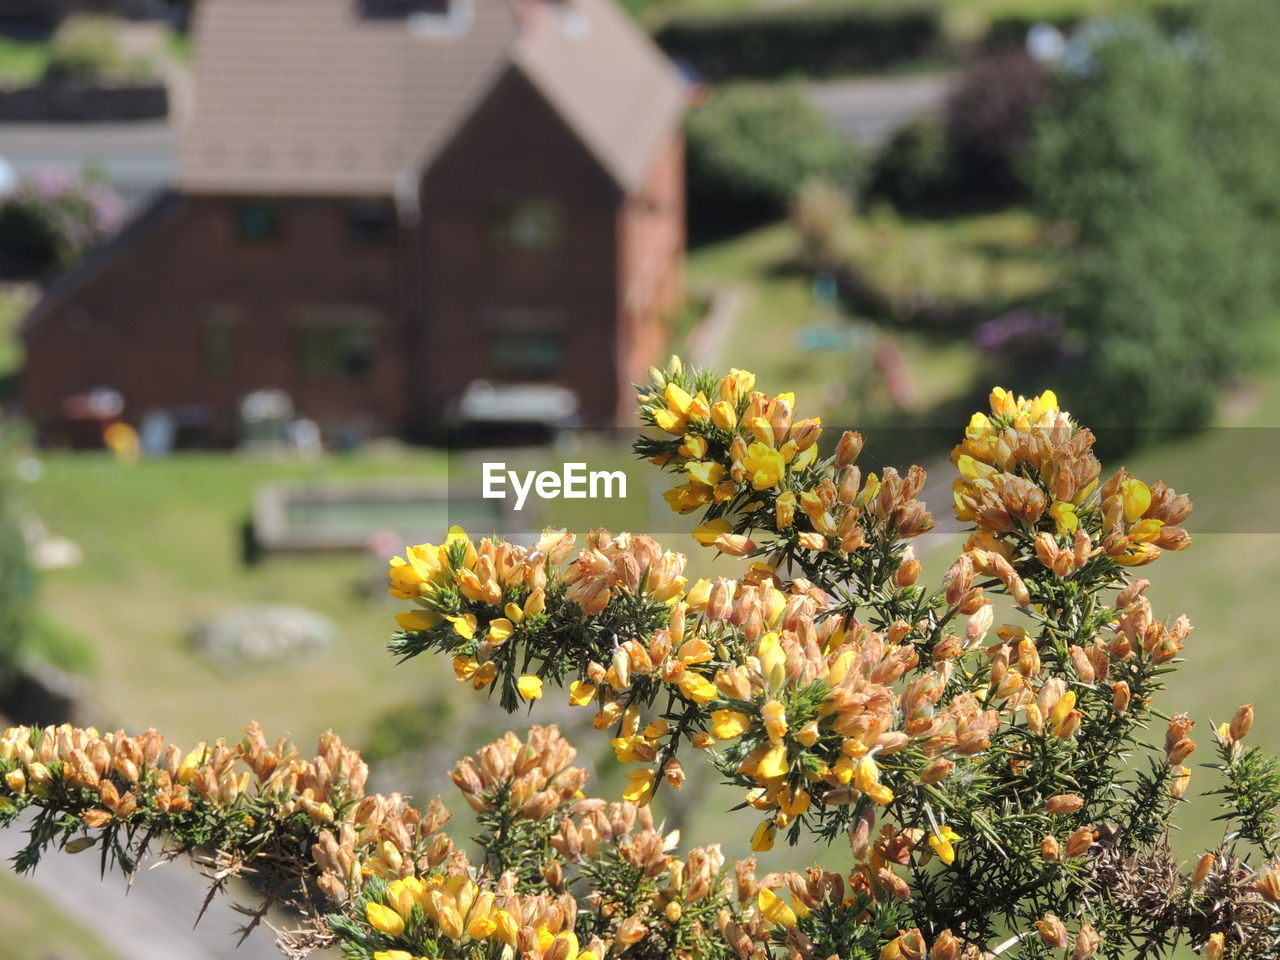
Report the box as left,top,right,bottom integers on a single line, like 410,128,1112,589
20,0,687,443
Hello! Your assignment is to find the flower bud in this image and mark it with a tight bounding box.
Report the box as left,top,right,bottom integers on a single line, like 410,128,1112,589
1065,826,1095,858
1073,922,1101,960
1041,835,1060,861
1036,914,1069,949
836,431,864,468
1191,852,1214,887
1045,794,1084,815
1229,703,1254,743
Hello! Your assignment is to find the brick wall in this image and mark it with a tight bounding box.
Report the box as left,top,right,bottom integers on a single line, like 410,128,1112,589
22,194,409,444
418,67,662,432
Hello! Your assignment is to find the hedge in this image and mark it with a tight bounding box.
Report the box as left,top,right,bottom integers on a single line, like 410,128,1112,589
653,5,944,81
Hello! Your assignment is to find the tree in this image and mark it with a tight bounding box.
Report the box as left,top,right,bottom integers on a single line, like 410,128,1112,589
2,364,1279,958
1028,1,1280,451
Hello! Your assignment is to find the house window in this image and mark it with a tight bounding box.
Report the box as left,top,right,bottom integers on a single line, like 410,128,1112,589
347,199,395,243
204,305,242,377
234,201,281,243
360,0,450,18
492,200,564,252
298,309,378,380
490,331,566,379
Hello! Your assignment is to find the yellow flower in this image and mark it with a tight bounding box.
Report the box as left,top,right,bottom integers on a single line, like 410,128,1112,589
678,673,718,705
623,769,655,805
1048,500,1079,535
664,482,713,514
719,368,756,404
742,442,786,490
756,631,786,684
372,952,415,960
710,709,751,740
517,675,544,700
568,680,597,706
865,783,894,805
750,819,777,852
395,610,442,633
757,743,789,780
654,407,686,435
487,618,514,643
492,909,519,946
761,700,787,742
929,825,961,865
1120,478,1152,523
448,613,477,640
679,434,708,460
758,888,798,929
366,901,406,937
791,443,819,472
665,382,696,417
711,400,737,431
686,461,726,488
693,518,733,546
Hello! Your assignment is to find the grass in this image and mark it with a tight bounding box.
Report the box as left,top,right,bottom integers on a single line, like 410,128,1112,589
0,35,51,86
0,871,124,960
21,450,456,749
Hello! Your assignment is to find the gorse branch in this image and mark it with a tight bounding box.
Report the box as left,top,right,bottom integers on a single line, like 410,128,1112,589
4,358,1280,960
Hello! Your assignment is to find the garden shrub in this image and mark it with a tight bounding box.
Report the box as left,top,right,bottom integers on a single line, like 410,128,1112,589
0,170,125,274
945,48,1049,201
3,362,1280,958
0,432,33,685
43,15,152,85
866,116,954,211
687,83,864,228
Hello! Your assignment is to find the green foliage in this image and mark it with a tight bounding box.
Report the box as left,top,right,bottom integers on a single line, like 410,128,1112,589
43,16,152,85
654,5,943,81
686,83,864,225
0,430,33,685
1028,0,1280,449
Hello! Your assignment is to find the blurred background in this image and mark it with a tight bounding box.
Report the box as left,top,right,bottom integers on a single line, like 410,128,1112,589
1,0,1278,956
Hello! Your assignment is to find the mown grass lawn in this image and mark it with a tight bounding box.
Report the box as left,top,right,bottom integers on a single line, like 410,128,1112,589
21,450,460,749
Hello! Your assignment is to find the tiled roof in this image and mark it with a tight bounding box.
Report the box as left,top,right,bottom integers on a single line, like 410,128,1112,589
180,0,685,196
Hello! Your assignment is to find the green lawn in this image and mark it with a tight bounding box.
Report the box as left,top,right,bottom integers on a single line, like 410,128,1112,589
0,35,51,86
22,450,457,748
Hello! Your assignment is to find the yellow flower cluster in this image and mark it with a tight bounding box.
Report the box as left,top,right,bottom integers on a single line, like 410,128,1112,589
640,359,932,560
952,387,1191,576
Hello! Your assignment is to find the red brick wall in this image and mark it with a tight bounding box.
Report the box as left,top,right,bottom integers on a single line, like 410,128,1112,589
616,132,685,422
418,67,639,431
21,195,410,444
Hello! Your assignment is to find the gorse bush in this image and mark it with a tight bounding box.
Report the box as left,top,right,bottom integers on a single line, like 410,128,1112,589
3,361,1280,959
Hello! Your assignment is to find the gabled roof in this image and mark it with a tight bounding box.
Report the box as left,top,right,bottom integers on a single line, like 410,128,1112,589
180,0,686,198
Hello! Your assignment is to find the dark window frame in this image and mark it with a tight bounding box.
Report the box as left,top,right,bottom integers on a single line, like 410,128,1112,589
490,199,565,253
233,200,282,244
346,198,396,245
296,307,380,382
